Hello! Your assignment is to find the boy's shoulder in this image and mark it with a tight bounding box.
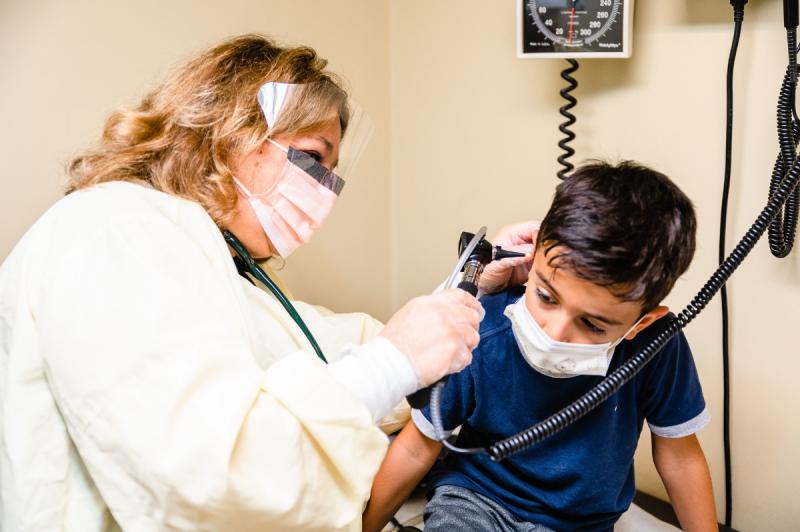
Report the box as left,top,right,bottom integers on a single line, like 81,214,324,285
619,312,689,361
477,285,525,337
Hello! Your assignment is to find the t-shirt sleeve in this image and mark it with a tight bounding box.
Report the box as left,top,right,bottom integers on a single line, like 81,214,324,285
411,365,475,440
641,330,710,438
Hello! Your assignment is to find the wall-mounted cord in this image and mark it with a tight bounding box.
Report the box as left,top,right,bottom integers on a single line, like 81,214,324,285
557,59,579,180
769,40,800,258
718,1,746,526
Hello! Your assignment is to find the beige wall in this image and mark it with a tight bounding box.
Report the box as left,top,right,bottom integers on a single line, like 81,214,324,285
390,1,798,530
0,0,393,319
2,0,799,530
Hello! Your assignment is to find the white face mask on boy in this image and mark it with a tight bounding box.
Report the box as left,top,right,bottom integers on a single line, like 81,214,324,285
504,298,643,379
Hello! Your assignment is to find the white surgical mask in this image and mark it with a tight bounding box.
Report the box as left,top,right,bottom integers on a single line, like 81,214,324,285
504,297,643,378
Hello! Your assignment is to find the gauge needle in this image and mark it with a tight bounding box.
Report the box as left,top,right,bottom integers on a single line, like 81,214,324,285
568,7,576,43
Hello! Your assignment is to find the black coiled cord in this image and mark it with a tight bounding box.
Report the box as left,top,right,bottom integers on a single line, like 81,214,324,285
557,59,579,180
788,27,797,86
768,55,800,258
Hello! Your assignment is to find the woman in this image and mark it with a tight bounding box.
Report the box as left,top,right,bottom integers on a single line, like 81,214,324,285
0,35,534,531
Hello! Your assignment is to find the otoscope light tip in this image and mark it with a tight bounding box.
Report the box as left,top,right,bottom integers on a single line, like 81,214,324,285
494,247,528,261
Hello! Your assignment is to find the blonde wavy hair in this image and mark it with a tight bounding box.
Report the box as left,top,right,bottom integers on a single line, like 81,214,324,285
67,34,350,225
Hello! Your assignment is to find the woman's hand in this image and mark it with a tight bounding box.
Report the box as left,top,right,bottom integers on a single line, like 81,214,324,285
478,221,539,294
379,289,482,387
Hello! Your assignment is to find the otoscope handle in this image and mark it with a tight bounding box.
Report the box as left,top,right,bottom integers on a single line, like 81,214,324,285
457,280,479,297
406,237,524,410
406,277,479,410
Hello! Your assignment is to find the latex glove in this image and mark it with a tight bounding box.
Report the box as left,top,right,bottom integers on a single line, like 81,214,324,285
379,289,481,387
478,221,539,294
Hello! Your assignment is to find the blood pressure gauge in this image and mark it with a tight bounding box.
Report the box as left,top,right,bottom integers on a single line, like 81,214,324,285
517,0,633,59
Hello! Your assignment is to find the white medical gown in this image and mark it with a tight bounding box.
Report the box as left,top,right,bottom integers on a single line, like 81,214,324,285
0,181,408,531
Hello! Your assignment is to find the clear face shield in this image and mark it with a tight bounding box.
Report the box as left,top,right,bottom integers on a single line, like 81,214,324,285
258,80,374,184
233,81,374,258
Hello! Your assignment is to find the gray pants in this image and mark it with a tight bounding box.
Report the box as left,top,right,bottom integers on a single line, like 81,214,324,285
423,485,554,532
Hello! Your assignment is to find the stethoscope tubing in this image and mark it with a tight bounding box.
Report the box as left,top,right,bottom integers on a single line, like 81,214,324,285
223,230,328,364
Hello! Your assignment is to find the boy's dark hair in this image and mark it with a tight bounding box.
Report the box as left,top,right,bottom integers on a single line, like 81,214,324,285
538,160,697,312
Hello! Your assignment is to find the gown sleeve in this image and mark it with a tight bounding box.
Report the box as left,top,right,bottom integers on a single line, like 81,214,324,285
290,302,412,435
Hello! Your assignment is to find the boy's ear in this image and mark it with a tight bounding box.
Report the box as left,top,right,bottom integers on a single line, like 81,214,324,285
625,305,669,340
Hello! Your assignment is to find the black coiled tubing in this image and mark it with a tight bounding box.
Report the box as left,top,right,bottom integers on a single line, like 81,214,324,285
557,59,579,180
430,43,800,462
768,46,799,258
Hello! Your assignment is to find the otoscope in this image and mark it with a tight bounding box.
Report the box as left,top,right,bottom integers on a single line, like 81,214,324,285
406,226,526,410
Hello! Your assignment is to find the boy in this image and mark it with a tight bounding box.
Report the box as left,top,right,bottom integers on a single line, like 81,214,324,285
363,161,717,532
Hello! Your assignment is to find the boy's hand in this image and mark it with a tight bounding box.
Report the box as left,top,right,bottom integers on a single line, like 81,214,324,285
479,221,539,294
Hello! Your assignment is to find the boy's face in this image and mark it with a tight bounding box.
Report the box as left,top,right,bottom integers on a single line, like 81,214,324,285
524,245,668,345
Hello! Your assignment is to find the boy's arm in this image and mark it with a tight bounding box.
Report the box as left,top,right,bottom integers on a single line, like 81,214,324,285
652,433,717,532
362,420,442,532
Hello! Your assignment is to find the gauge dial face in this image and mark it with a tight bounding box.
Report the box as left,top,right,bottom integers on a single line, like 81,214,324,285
520,0,629,57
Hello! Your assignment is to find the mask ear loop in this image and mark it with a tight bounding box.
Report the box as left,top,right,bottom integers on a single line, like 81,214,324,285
606,315,648,356
231,176,255,197
230,174,293,262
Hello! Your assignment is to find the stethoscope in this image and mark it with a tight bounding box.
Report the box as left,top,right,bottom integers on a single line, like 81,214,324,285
223,230,328,364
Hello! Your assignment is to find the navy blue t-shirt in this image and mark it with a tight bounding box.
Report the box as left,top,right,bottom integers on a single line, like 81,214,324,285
416,287,708,532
